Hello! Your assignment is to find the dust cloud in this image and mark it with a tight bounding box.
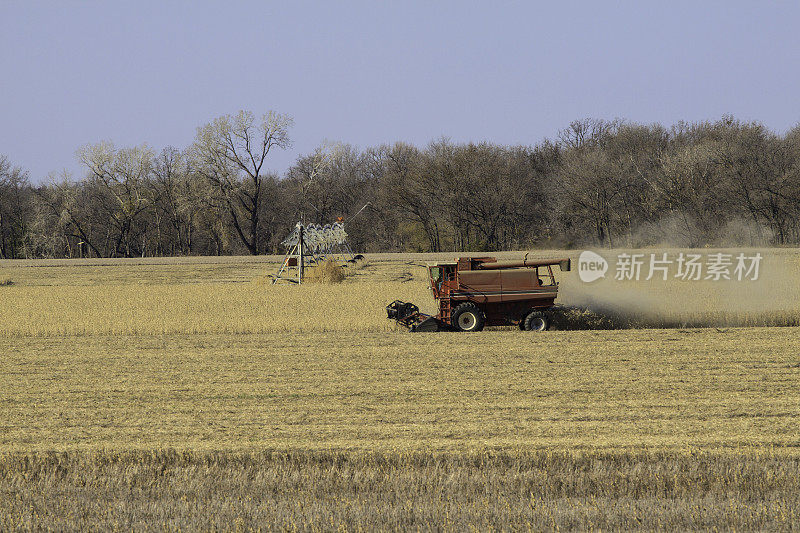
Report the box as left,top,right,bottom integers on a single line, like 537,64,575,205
555,248,800,329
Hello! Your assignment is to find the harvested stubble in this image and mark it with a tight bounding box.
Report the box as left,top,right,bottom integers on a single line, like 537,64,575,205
1,450,798,531
2,330,798,452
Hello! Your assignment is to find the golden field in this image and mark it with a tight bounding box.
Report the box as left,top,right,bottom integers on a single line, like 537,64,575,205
2,329,799,452
1,251,799,530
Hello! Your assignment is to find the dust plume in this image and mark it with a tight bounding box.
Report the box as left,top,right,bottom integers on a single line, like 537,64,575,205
555,248,800,329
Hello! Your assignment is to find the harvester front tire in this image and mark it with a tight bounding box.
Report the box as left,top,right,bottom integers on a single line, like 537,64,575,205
452,303,485,332
523,311,549,332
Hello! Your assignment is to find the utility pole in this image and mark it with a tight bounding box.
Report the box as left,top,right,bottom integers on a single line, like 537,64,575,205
297,224,304,284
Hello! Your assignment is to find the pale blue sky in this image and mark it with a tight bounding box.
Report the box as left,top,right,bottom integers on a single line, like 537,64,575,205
2,1,800,182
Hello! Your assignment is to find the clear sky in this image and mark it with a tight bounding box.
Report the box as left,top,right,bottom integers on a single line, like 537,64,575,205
2,1,800,182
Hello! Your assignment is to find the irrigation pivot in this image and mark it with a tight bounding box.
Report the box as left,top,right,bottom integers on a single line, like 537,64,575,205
271,221,357,284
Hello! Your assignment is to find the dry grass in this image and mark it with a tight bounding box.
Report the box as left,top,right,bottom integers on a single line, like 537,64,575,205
303,258,346,283
0,282,431,336
1,450,798,531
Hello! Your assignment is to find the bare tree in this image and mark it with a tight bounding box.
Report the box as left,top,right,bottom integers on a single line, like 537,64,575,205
78,142,155,257
150,147,196,255
286,142,357,223
558,118,620,150
34,171,103,258
553,148,619,246
0,156,32,258
192,110,292,255
379,142,443,252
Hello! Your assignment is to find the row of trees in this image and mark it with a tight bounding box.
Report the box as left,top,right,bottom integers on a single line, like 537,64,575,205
3,114,800,259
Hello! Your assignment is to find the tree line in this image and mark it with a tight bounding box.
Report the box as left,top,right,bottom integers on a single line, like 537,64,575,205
2,113,800,259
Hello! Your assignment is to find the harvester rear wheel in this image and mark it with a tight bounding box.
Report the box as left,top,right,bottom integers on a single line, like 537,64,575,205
452,303,485,332
523,311,549,332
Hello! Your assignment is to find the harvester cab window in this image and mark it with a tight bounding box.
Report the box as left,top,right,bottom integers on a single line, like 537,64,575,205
442,265,455,281
429,264,455,295
429,266,443,296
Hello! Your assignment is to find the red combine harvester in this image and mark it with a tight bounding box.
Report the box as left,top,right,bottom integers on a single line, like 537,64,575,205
386,255,571,332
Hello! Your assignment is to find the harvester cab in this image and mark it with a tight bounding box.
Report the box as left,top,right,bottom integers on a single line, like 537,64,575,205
386,255,571,332
428,262,456,298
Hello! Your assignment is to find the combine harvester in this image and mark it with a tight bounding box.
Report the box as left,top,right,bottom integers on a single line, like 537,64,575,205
387,255,571,332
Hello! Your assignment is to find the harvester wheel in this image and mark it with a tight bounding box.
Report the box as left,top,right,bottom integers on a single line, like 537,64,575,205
452,303,485,332
523,311,549,332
